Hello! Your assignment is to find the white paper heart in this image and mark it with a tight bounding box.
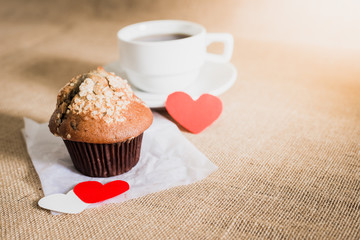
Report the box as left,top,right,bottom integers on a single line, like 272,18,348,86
38,190,89,214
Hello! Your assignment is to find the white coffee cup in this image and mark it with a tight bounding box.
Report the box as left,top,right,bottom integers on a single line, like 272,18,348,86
117,20,233,94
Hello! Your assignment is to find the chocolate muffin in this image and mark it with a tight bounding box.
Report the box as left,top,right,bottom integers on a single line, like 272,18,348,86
49,67,153,177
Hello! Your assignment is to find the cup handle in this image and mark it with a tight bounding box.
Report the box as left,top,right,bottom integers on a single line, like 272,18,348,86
205,33,234,63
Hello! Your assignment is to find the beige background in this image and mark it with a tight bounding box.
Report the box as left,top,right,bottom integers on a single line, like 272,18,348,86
1,0,360,239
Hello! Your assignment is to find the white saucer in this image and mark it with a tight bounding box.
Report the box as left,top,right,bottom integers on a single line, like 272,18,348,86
103,61,237,108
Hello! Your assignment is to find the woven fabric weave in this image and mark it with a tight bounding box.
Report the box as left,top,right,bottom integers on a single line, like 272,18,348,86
1,0,360,239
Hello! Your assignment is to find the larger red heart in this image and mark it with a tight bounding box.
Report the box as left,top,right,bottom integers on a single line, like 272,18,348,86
165,92,223,134
73,180,129,204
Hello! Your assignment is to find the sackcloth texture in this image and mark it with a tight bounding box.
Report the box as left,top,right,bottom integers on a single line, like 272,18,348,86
1,0,360,239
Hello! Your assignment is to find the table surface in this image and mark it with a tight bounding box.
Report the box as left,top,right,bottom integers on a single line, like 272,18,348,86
1,0,360,239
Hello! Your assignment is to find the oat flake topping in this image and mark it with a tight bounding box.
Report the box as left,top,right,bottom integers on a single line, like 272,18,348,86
66,67,137,124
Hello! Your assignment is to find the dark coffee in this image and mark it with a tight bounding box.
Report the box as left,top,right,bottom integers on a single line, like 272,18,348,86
134,33,191,42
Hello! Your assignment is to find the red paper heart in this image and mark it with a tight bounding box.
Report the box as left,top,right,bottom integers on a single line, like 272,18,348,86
165,92,223,134
73,180,129,204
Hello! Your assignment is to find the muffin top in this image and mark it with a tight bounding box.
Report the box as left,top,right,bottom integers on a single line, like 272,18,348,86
49,67,153,143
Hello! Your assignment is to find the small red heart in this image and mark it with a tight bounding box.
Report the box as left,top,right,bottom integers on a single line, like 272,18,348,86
73,180,129,204
165,92,222,134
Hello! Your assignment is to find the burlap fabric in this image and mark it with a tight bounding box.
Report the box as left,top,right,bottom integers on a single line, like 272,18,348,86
1,0,360,239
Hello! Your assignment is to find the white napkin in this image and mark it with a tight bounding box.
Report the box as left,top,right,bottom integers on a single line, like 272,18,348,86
22,112,217,214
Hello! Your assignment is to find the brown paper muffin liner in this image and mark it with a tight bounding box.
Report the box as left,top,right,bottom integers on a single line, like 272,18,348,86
63,134,143,177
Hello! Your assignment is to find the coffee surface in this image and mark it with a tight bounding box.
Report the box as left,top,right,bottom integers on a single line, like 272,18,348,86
134,33,191,42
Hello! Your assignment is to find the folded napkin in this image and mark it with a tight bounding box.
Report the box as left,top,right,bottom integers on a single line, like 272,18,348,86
22,112,217,214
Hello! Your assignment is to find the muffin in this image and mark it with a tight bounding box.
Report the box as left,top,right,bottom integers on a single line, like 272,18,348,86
49,67,153,177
